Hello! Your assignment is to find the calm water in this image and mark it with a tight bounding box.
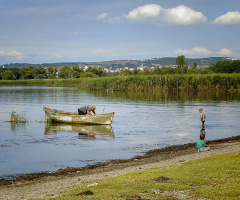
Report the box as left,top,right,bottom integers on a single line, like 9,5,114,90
0,86,240,179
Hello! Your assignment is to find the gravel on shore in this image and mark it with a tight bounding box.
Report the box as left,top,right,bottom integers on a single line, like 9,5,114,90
0,136,240,200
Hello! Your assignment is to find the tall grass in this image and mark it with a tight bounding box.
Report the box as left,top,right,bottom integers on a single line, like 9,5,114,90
75,74,240,91
1,74,240,91
10,111,27,123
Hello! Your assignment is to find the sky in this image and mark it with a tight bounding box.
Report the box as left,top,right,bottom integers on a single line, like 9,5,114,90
0,0,240,65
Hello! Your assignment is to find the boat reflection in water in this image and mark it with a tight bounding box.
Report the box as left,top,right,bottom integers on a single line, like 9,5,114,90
44,123,114,139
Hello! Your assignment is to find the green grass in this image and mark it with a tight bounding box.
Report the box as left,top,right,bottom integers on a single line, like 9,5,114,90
35,150,240,200
1,73,240,91
10,111,27,123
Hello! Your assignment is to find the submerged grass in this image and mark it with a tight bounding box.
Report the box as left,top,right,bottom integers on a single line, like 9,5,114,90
42,151,240,200
10,111,27,123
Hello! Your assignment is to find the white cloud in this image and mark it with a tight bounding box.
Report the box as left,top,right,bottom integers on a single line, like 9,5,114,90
217,48,232,56
106,16,123,24
96,13,123,24
212,11,240,24
174,47,212,56
0,50,65,64
125,4,207,26
217,48,240,58
169,5,207,25
0,50,25,60
96,13,108,21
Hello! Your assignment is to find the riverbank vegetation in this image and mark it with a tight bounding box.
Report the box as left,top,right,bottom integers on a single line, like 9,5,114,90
1,59,240,80
40,150,240,200
1,58,240,91
1,73,240,91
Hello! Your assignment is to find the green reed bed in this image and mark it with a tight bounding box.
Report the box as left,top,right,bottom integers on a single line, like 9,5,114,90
75,74,240,91
40,78,83,87
0,79,81,87
0,79,50,86
1,74,240,91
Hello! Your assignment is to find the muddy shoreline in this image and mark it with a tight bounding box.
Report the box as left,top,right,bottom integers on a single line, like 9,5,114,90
1,135,240,200
1,135,239,186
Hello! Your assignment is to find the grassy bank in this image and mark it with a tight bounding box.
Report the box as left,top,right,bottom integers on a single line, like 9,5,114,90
1,74,240,91
0,79,80,87
78,74,240,91
42,150,240,200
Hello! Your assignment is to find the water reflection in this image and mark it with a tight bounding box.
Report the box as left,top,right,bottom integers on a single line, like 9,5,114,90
200,129,206,136
78,132,96,139
10,122,26,132
44,123,114,139
1,86,240,179
91,90,240,102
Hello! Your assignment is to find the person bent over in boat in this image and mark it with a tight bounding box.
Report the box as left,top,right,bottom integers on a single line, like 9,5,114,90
78,106,96,115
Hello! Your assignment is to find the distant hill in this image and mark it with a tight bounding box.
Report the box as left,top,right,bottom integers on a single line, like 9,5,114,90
143,57,235,67
0,57,236,69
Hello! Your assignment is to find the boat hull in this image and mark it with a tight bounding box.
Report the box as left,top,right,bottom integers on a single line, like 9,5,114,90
43,107,114,125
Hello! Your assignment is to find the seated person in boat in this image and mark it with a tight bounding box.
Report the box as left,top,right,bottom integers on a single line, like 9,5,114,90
78,106,96,115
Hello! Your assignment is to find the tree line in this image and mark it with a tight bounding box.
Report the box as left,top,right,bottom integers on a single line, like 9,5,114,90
1,56,240,80
0,65,109,80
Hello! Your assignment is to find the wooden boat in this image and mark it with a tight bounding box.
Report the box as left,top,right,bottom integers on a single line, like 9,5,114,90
43,106,114,125
44,123,114,137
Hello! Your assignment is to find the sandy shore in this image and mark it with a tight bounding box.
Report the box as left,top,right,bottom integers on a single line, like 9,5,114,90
0,136,240,200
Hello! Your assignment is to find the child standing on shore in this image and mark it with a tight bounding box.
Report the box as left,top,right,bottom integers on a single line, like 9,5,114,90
196,133,210,152
199,108,206,130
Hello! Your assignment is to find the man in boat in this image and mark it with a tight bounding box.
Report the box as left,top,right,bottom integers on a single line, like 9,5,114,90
78,105,96,115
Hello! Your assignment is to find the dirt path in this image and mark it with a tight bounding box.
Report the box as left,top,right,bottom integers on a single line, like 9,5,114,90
1,136,240,200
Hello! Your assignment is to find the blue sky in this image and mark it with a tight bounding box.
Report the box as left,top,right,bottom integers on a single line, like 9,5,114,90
0,0,240,64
